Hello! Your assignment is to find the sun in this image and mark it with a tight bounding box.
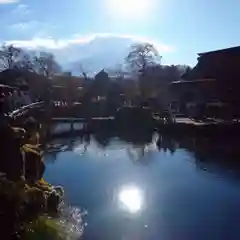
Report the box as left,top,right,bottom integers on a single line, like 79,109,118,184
108,0,152,19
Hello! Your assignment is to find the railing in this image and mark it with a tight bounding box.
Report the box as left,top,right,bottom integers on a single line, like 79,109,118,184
9,101,45,118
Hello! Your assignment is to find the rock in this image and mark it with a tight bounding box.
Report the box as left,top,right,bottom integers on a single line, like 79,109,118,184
47,190,60,215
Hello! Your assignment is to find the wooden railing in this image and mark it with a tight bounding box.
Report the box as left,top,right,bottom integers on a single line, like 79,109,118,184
9,101,45,118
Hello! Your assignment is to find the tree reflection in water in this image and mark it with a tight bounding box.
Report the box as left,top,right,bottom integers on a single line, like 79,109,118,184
43,128,240,180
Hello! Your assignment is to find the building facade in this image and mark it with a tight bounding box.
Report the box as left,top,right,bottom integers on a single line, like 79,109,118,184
171,46,240,118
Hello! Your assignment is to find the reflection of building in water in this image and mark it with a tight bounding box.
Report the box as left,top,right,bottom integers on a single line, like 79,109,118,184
83,134,90,153
156,135,177,154
44,128,240,180
159,134,240,180
93,132,111,148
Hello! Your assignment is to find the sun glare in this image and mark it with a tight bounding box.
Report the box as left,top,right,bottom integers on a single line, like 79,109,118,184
108,0,152,19
118,186,143,213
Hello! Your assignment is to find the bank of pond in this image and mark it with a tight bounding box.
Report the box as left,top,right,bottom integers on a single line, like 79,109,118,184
0,121,82,239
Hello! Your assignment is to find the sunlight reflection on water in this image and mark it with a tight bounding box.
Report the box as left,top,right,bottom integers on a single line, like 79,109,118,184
57,203,87,239
44,128,240,239
118,186,144,213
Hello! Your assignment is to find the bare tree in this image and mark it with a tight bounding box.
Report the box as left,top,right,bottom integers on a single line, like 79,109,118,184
79,64,88,81
28,52,62,104
33,52,62,78
0,44,33,71
0,44,63,76
0,44,19,70
125,43,162,74
106,64,125,80
125,43,162,100
114,64,125,81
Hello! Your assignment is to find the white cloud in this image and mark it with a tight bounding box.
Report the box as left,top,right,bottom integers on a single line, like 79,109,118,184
6,37,69,49
89,33,175,53
3,33,175,70
0,0,19,4
5,32,175,53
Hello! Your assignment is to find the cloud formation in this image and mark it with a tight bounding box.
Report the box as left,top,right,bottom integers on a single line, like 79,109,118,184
3,33,176,72
5,32,175,53
0,0,19,4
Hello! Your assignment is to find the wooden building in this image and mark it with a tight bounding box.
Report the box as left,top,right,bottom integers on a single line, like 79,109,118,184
171,46,240,118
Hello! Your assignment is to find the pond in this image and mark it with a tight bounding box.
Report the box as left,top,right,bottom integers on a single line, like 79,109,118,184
43,123,240,240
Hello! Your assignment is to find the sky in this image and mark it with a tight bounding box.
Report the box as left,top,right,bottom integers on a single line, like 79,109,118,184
0,0,240,66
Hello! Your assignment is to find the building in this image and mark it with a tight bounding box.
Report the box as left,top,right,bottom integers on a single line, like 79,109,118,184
171,46,240,117
51,74,86,103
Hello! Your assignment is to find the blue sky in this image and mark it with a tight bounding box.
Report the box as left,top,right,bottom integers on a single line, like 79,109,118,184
0,0,240,66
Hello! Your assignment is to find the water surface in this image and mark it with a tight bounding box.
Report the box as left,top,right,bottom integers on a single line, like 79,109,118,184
44,124,240,240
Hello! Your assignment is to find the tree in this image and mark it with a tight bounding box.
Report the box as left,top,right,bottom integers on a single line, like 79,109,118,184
106,64,125,81
79,64,88,81
0,45,62,78
181,65,192,80
125,43,161,101
125,43,161,75
0,44,20,70
29,52,62,104
0,44,33,71
33,52,62,78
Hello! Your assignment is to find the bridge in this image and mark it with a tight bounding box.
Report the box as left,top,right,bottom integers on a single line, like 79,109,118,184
8,101,176,138
8,102,117,137
9,102,116,123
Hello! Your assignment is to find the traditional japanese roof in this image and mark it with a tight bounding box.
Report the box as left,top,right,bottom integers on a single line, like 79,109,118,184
182,46,240,81
198,46,240,56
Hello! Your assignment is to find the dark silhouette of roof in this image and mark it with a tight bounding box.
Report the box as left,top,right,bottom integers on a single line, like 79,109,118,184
181,65,214,81
95,69,109,80
198,46,240,56
182,46,240,81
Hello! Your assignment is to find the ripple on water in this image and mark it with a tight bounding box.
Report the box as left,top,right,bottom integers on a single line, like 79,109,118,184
57,202,88,239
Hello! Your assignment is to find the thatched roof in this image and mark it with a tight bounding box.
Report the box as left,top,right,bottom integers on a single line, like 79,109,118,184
181,65,215,80
198,46,240,56
182,46,240,81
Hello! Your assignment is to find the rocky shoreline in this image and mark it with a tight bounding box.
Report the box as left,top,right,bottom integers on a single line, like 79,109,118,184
0,118,64,239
